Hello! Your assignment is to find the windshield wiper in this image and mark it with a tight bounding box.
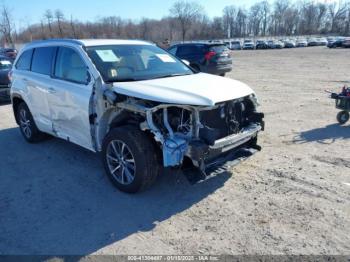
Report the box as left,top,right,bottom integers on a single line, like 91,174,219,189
148,73,192,80
106,78,138,83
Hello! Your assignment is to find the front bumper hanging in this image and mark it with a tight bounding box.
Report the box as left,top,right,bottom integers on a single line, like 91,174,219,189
184,123,262,182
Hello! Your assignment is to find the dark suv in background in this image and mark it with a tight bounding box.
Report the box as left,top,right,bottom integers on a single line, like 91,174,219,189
168,43,232,76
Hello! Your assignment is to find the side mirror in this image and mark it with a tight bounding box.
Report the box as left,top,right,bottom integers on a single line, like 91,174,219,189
182,59,190,66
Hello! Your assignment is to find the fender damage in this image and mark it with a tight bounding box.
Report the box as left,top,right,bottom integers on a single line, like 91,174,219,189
94,85,264,176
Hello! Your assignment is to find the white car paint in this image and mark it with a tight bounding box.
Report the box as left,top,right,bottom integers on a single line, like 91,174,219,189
11,39,258,152
113,73,254,106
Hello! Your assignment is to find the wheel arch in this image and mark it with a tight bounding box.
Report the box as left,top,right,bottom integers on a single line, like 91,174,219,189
11,94,27,125
95,108,146,152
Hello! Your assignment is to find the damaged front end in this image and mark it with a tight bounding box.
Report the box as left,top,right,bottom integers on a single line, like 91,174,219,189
107,91,264,177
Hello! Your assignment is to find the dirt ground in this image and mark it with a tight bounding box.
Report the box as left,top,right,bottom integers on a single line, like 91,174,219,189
0,47,349,256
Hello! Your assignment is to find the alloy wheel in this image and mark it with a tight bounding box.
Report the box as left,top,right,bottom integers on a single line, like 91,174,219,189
19,109,32,138
106,140,136,185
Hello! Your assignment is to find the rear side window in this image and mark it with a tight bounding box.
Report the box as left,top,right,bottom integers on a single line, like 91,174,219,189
31,47,56,75
54,47,88,84
177,45,205,56
15,49,33,71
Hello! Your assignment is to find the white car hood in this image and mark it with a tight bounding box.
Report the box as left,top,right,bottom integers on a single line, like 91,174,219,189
112,73,254,106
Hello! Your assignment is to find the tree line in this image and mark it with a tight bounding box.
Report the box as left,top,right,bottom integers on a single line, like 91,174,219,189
1,0,350,47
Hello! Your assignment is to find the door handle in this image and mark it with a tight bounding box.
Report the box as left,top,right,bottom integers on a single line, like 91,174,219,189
48,87,57,94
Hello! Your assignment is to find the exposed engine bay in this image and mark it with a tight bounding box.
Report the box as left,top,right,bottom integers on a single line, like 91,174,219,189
103,90,264,174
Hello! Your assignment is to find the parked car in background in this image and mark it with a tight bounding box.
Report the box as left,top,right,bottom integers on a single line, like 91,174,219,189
342,37,350,48
327,36,335,42
0,56,12,101
11,39,264,193
296,39,308,47
224,41,230,49
230,41,242,50
284,39,296,48
267,40,284,49
327,37,345,48
168,43,232,76
307,38,318,46
267,40,275,49
0,48,17,62
255,40,269,49
243,40,255,50
316,37,328,46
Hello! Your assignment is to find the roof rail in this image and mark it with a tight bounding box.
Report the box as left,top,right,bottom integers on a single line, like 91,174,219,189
27,39,83,46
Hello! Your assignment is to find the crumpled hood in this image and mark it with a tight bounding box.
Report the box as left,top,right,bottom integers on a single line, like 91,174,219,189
112,73,254,106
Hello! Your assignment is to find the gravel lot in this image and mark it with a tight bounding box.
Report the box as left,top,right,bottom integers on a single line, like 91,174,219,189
0,47,349,256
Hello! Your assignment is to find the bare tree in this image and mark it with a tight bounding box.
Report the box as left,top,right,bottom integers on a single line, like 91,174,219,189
236,8,247,37
44,9,53,35
11,0,350,45
345,4,350,35
223,5,237,38
328,1,348,33
284,6,298,35
170,1,204,42
249,2,264,36
261,1,270,36
140,18,151,40
273,0,290,35
69,15,77,38
55,9,64,37
0,5,15,47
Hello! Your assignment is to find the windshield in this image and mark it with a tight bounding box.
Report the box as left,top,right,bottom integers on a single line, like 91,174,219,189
86,44,193,82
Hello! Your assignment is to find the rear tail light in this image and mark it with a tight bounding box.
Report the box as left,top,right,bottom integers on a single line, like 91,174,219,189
8,70,13,82
204,51,216,61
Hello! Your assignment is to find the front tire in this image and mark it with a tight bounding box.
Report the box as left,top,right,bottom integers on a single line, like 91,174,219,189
17,102,45,143
102,126,160,193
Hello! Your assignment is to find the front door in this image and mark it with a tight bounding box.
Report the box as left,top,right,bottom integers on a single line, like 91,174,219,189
47,46,94,150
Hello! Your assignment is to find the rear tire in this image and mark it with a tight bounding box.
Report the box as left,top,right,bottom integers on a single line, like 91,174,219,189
220,73,226,77
337,111,349,125
17,102,46,143
102,126,160,193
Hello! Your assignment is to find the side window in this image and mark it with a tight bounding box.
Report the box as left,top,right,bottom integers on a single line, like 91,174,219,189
177,46,190,56
31,47,56,75
168,46,177,56
177,45,200,56
54,47,88,84
15,49,33,71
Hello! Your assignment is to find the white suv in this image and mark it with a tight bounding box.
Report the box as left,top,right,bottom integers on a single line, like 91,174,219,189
11,39,264,193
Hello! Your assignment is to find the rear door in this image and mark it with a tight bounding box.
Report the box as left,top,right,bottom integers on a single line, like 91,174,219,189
176,44,205,65
47,46,94,150
25,47,56,133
